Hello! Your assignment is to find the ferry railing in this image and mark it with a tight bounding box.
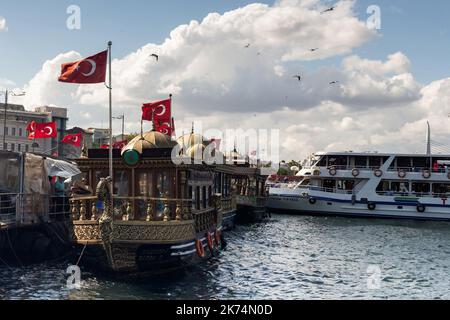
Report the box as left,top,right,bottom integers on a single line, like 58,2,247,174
296,186,354,195
70,196,193,222
387,167,448,173
376,191,450,198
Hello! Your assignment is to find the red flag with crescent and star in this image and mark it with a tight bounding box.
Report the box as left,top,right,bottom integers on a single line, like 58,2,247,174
27,121,57,140
155,122,173,136
142,99,171,122
58,50,107,84
61,133,83,147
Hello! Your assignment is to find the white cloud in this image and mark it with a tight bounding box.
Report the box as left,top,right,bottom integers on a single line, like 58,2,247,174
0,17,7,31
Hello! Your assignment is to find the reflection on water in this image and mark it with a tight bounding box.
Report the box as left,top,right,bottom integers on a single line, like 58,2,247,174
2,214,450,300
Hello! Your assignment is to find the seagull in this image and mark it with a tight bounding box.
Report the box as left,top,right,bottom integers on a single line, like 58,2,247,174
150,54,159,61
329,81,339,85
310,48,319,52
321,6,335,14
293,75,302,82
244,43,251,48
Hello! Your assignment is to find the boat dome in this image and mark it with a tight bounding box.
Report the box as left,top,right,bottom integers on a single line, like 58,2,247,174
186,143,206,160
176,132,205,149
121,130,174,155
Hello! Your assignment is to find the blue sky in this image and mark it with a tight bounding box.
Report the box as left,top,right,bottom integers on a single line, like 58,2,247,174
1,0,450,88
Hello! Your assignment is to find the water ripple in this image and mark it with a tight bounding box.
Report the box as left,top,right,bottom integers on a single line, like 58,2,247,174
2,214,450,299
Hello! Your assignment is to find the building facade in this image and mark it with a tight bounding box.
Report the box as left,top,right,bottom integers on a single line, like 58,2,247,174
0,104,68,156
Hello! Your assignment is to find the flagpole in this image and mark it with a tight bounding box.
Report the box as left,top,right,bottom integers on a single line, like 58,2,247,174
108,41,113,184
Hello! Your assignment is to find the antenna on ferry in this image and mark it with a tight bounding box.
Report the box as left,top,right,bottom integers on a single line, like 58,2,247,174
426,121,431,155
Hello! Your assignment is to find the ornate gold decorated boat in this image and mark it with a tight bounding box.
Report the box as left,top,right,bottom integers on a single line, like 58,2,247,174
69,130,237,274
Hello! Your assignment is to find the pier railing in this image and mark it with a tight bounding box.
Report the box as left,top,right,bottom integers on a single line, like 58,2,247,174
0,193,72,226
70,196,193,222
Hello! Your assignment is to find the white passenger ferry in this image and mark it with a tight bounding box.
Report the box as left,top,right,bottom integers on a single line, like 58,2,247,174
268,152,450,221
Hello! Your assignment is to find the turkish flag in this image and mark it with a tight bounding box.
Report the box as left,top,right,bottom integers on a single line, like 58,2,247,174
58,50,107,84
142,99,171,122
113,140,128,149
62,133,83,147
155,122,173,136
100,144,110,149
27,121,57,139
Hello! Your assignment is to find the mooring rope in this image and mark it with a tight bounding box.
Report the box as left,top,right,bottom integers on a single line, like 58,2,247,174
76,242,88,266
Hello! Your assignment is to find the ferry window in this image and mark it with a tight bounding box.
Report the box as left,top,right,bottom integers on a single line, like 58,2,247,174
316,157,327,167
376,181,390,194
432,184,450,195
412,183,430,194
355,157,367,168
323,179,335,191
412,157,429,170
114,171,129,196
391,182,409,194
337,180,354,191
369,157,381,168
397,157,411,168
329,156,347,167
202,186,207,209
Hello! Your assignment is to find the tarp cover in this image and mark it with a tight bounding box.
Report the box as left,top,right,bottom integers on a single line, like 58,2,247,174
0,151,20,193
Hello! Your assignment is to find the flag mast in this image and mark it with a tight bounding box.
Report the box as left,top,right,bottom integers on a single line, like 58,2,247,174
108,41,113,183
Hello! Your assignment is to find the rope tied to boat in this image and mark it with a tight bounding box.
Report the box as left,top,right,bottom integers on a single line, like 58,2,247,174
76,242,88,266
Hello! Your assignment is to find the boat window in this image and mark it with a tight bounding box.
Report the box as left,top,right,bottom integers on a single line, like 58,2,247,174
202,186,207,209
412,182,430,194
196,186,200,210
376,181,390,194
354,156,367,168
114,170,129,196
337,180,355,191
136,171,154,197
369,157,381,168
322,179,335,192
208,186,212,206
432,183,450,196
156,171,170,198
396,157,411,168
316,156,327,167
391,182,410,194
328,156,347,167
412,157,429,170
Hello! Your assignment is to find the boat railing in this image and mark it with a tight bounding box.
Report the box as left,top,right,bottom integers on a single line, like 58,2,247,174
70,195,193,222
376,191,450,198
387,167,447,173
221,197,233,211
296,186,354,195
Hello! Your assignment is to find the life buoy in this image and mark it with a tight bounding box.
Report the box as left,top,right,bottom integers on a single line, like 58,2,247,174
368,202,376,211
206,232,214,252
329,166,337,176
422,170,431,179
309,197,317,205
398,170,406,179
195,239,205,258
374,169,383,178
352,168,360,177
215,230,221,246
417,204,426,213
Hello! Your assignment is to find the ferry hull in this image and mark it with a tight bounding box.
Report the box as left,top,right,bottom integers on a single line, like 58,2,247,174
269,195,450,221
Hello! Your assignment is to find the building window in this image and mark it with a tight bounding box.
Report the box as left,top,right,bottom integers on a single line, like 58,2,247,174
19,128,23,137
25,145,29,152
5,127,8,136
18,144,21,152
11,143,15,151
12,127,16,136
